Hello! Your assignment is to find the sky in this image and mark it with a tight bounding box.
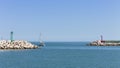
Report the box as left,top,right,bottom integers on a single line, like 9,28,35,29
0,0,120,42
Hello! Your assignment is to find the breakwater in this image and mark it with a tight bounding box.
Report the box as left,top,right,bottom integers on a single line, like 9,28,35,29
90,40,120,46
0,40,39,49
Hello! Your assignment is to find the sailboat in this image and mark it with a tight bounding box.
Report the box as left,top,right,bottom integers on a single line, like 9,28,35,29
39,40,45,46
39,33,45,46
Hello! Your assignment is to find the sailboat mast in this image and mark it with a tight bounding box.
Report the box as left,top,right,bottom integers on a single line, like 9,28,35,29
40,33,42,42
39,33,45,46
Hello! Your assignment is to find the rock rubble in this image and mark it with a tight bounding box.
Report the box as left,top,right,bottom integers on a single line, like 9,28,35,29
0,40,38,49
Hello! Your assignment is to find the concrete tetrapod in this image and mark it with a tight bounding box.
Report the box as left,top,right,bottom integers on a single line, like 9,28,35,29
0,40,39,49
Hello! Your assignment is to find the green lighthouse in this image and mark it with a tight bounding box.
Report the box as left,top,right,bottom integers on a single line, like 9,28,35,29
10,31,13,42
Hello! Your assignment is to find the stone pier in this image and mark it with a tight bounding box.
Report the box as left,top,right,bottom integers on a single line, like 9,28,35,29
0,40,39,49
89,40,120,46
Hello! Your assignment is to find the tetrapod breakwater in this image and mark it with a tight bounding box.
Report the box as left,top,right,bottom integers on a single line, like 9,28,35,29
0,40,39,49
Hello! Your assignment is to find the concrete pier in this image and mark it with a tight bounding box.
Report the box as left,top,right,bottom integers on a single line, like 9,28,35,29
89,40,120,46
0,40,39,49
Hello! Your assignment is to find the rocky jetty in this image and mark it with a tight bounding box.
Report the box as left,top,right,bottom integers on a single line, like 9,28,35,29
90,40,120,46
0,40,39,49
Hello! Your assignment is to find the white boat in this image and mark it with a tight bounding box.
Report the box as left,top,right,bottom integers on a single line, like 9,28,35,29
39,33,45,46
39,41,45,46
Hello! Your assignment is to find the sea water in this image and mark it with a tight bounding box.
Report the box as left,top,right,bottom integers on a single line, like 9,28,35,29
0,42,120,68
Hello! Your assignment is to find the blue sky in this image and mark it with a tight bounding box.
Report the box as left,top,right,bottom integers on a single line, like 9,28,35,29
0,0,120,41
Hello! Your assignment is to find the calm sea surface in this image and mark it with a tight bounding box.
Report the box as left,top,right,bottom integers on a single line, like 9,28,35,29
0,42,120,68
